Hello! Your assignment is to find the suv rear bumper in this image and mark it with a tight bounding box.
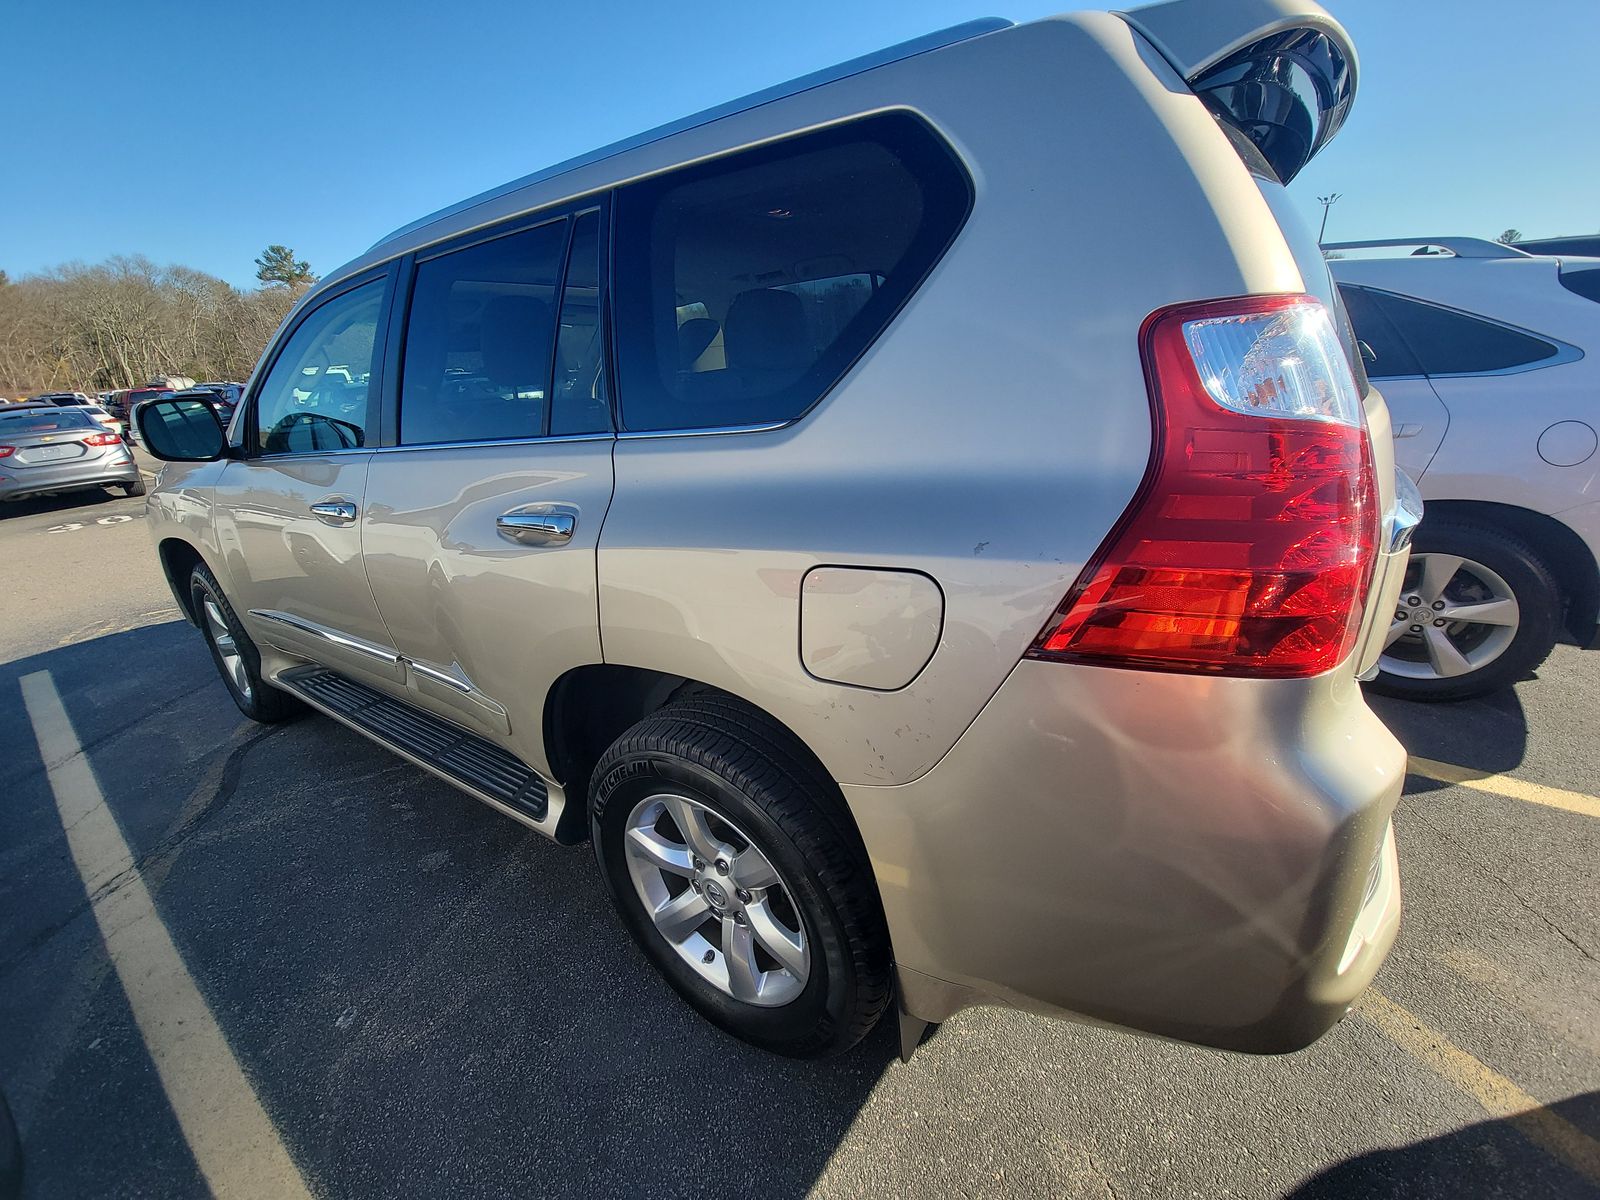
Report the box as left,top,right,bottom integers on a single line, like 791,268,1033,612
845,659,1405,1054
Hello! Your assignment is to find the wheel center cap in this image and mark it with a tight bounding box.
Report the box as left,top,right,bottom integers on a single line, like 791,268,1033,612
702,879,729,909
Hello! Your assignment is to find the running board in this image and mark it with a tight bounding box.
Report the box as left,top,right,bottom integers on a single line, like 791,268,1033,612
277,665,577,841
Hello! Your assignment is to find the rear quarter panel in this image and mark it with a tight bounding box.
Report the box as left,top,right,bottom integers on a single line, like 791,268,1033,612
599,13,1325,786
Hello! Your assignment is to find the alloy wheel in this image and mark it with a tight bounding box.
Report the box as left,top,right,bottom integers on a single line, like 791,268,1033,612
622,792,809,1007
1379,552,1520,681
202,597,253,701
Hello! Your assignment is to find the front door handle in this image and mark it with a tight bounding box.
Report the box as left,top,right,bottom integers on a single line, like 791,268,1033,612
496,504,577,546
310,500,358,525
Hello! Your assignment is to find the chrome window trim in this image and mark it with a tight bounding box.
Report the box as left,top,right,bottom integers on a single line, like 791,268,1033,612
248,609,401,665
371,432,614,453
616,421,791,441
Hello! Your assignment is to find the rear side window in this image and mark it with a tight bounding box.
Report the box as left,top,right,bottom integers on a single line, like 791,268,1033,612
1336,285,1422,379
1367,291,1558,376
550,210,611,436
612,113,972,433
1559,268,1600,304
400,219,568,445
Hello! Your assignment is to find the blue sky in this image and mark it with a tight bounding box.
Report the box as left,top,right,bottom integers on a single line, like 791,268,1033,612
5,0,1596,288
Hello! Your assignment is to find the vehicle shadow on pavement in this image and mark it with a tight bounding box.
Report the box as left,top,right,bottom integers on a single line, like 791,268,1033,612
1288,1089,1600,1199
0,621,895,1199
1365,686,1529,779
0,488,125,522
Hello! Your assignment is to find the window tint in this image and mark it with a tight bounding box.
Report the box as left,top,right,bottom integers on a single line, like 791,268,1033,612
1559,267,1600,304
400,219,567,445
1368,291,1558,375
1336,285,1421,379
550,210,611,436
613,114,971,432
254,280,384,454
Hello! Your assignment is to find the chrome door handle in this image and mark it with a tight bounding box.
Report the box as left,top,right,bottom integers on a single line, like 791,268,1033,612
496,504,577,546
310,500,358,525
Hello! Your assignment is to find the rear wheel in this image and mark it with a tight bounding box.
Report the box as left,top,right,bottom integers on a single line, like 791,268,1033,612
189,563,301,723
1369,521,1560,702
119,476,146,497
590,697,890,1057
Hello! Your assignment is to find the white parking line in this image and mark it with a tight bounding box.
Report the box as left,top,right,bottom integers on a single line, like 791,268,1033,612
1360,989,1600,1187
20,671,312,1200
1408,756,1600,820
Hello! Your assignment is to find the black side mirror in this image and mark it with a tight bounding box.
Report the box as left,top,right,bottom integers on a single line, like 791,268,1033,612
135,398,228,462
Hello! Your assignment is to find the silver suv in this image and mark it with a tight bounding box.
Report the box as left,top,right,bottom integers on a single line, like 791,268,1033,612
137,0,1414,1059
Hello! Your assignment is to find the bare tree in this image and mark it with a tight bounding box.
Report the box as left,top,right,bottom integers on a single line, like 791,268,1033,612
1496,228,1523,244
0,254,303,395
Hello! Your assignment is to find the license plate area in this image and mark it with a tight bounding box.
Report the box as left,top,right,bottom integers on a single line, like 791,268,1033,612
17,443,84,464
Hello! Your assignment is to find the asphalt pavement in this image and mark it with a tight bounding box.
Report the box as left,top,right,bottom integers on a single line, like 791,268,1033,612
1,470,1597,1199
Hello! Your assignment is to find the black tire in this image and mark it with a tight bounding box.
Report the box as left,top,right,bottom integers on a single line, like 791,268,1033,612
590,695,891,1057
1368,520,1560,702
121,476,147,497
189,563,302,723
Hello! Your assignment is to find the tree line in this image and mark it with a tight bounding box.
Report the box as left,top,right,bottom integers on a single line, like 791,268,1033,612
0,246,316,397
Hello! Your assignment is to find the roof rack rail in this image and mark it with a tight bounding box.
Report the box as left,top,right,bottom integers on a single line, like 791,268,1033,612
1320,237,1533,260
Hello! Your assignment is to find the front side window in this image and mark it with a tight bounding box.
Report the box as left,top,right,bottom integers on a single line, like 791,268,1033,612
613,113,972,432
254,280,384,454
400,219,568,445
1368,290,1558,376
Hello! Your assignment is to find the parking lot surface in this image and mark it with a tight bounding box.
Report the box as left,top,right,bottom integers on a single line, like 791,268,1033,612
3,473,1597,1199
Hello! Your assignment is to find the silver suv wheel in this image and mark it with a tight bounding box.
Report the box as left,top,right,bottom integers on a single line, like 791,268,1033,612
623,792,809,1007
201,596,253,701
1379,552,1520,681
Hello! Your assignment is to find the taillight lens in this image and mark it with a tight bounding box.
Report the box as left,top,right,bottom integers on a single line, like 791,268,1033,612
0,446,13,458
83,432,123,446
1028,294,1378,678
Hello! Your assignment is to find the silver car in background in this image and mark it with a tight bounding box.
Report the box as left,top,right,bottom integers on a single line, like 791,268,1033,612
137,0,1413,1059
0,405,142,505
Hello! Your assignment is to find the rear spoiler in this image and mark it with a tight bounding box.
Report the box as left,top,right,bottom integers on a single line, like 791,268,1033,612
1118,0,1359,184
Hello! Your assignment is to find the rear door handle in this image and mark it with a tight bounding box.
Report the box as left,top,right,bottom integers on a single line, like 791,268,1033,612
496,504,577,546
310,500,358,525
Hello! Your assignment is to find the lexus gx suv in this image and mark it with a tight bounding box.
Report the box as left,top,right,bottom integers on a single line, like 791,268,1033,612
138,0,1415,1059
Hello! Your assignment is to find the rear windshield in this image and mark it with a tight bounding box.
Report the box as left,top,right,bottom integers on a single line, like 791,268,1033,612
0,410,98,434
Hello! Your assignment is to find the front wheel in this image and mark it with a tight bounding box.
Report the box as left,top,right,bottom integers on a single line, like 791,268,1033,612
591,697,891,1057
1368,521,1560,702
189,563,302,723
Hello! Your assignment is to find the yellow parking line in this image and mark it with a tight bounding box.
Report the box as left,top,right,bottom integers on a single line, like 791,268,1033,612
21,670,312,1200
1407,756,1600,819
1358,989,1600,1186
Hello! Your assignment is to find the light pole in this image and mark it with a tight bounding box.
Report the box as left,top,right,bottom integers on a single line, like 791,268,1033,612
1317,193,1342,243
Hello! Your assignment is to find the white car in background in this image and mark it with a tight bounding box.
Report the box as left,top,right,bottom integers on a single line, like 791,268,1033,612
1329,238,1600,700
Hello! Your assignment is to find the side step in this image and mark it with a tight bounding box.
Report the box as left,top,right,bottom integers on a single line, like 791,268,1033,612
278,666,550,823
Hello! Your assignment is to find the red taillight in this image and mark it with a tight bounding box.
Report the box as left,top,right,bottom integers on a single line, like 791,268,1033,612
83,432,123,446
1028,294,1378,678
0,446,13,458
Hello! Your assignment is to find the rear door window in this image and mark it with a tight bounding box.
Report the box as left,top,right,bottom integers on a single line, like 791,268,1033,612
612,113,972,433
1336,285,1422,379
1366,291,1559,376
399,218,568,445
